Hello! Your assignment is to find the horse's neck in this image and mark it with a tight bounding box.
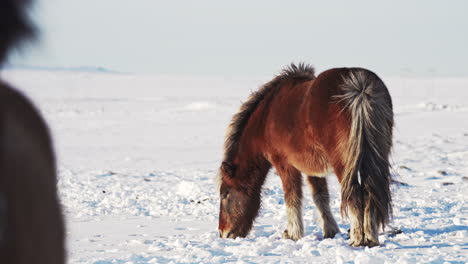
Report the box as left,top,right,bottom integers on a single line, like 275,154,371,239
235,150,271,179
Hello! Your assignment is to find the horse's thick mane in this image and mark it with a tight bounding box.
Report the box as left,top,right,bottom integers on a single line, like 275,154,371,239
223,63,315,163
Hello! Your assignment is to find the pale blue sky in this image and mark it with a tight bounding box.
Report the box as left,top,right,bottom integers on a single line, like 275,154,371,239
10,0,468,76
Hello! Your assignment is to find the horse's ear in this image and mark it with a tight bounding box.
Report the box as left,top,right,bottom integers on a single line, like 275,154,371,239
221,161,236,178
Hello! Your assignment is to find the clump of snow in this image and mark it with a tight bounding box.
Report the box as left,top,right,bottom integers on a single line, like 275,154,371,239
354,252,385,264
176,181,202,197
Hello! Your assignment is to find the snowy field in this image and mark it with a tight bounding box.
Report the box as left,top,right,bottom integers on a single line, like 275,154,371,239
2,69,467,263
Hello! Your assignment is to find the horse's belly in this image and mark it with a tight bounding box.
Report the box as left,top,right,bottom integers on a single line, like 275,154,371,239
289,152,333,177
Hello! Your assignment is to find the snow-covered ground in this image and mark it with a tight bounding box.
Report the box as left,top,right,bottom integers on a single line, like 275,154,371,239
2,70,467,263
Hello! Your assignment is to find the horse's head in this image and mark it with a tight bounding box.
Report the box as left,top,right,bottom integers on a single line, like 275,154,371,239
217,161,261,239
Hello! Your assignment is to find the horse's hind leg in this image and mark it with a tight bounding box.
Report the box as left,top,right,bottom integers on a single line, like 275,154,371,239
307,176,340,238
344,182,366,247
275,165,303,241
346,189,380,247
363,192,380,246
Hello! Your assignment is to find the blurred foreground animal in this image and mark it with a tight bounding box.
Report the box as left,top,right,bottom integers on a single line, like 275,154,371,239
218,63,393,247
0,0,65,263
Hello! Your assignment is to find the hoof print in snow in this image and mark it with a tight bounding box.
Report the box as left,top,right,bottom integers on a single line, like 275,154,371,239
382,227,403,237
399,165,411,170
442,182,454,186
392,180,409,187
97,171,117,178
190,198,209,204
438,170,448,176
463,176,468,181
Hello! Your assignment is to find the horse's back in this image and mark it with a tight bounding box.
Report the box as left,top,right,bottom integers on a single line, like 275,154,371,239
262,67,390,179
0,82,65,264
262,77,333,176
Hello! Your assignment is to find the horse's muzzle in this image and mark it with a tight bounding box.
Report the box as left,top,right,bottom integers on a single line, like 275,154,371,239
219,229,234,238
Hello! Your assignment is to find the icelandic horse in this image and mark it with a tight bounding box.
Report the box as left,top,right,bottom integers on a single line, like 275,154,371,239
218,63,393,247
0,0,65,263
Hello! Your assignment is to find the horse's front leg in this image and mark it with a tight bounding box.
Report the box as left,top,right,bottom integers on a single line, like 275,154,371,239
275,165,304,241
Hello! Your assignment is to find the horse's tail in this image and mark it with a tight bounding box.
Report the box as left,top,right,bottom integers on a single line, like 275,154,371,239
337,68,394,232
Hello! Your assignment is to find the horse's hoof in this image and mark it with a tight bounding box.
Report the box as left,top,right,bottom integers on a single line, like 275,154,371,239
349,239,380,247
323,225,340,239
363,239,380,248
349,239,365,247
323,230,339,239
349,241,359,247
282,229,301,241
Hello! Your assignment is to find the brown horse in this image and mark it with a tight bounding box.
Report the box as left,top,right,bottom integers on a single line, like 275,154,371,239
0,0,66,263
218,64,393,247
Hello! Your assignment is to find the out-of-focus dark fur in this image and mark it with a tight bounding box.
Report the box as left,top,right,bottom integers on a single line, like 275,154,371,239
0,0,36,64
0,1,65,263
0,84,65,264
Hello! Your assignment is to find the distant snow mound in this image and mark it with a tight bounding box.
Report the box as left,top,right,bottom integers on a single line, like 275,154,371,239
417,102,465,111
6,64,120,74
184,101,216,111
